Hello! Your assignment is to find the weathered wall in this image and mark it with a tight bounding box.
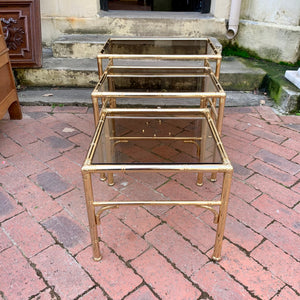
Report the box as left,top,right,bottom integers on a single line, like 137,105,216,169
40,0,99,17
39,0,300,63
240,0,299,26
236,0,300,63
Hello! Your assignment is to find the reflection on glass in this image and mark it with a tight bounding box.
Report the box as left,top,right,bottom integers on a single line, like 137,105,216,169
102,39,217,55
91,112,222,165
97,67,219,94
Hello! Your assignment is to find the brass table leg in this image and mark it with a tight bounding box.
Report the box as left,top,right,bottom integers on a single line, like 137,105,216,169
212,170,233,261
82,172,102,261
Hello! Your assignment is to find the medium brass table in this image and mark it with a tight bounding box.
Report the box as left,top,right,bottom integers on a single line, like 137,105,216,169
91,66,226,135
81,107,233,262
97,37,222,79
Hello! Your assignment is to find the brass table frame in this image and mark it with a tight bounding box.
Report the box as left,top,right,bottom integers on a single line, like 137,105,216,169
81,107,233,262
97,37,222,79
91,66,226,135
91,66,226,184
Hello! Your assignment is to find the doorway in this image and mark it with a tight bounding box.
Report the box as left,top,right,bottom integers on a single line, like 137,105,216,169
101,0,211,12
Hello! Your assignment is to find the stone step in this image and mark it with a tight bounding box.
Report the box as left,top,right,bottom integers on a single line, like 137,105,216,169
52,34,111,59
18,88,271,108
14,51,266,91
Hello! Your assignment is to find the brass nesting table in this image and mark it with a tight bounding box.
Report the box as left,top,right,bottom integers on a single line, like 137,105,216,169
97,37,222,78
91,66,226,134
82,106,233,261
82,38,232,262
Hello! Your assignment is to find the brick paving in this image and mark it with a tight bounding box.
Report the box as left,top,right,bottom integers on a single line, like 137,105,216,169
0,105,299,300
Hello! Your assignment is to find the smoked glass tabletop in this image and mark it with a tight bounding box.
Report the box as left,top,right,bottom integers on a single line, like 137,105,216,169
99,38,220,57
88,110,224,166
93,67,224,96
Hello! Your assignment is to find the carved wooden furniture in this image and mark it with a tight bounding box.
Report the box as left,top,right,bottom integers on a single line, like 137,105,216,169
0,21,22,120
0,0,42,68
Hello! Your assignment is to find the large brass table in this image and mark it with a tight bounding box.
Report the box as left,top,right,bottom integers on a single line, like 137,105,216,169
97,37,222,78
81,107,233,262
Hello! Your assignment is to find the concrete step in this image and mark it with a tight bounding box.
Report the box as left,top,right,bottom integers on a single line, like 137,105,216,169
14,51,266,91
52,34,112,59
18,87,272,108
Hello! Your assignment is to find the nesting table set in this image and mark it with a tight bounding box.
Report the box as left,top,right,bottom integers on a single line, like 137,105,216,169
81,38,233,261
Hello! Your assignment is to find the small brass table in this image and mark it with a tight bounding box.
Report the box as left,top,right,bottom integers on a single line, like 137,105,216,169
81,107,233,261
97,37,222,78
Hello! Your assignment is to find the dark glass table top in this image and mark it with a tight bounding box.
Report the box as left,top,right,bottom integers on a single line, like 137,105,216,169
89,109,225,166
93,66,224,97
99,38,220,57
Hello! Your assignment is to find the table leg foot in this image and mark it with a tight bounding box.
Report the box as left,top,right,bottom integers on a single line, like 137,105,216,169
93,255,102,262
197,173,203,186
212,255,221,262
210,172,217,182
108,173,114,186
100,173,107,181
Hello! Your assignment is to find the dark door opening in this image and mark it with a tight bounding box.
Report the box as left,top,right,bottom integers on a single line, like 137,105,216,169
101,0,211,12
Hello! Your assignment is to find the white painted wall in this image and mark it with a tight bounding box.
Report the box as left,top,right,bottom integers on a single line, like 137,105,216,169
40,0,99,18
211,0,231,19
241,0,300,26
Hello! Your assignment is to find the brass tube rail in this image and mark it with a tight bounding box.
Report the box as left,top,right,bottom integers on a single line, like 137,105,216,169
92,200,222,207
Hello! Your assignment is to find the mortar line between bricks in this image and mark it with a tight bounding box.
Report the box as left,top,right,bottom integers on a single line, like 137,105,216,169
156,211,214,257
253,155,300,179
0,290,6,300
244,171,298,201
38,216,89,259
44,198,90,234
97,239,152,298
28,287,54,300
291,200,300,210
171,175,223,201
0,209,25,228
52,186,77,200
0,135,24,157
215,257,262,300
106,203,212,262
100,211,208,298
141,220,164,240
290,178,300,189
32,226,111,300
110,204,164,239
227,209,273,235
228,204,274,235
120,281,162,300
231,193,300,237
140,244,212,299
73,257,114,300
7,243,62,299
153,177,172,190
249,241,300,297
262,220,300,263
248,237,267,257
269,285,289,300
72,285,101,300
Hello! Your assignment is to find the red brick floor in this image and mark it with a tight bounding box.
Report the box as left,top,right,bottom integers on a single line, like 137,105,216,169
0,105,299,300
